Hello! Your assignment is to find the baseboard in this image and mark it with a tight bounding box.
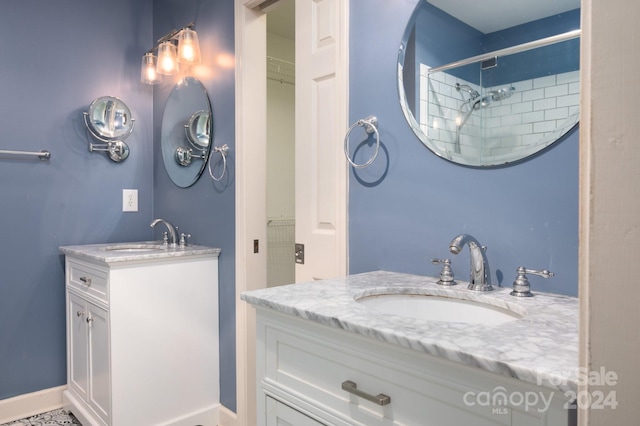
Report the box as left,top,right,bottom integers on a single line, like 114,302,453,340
0,385,66,424
0,386,235,426
219,405,237,426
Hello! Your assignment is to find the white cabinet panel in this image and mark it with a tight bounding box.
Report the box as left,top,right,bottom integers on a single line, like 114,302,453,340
68,293,88,401
266,397,326,426
87,302,109,423
67,291,110,425
255,309,573,426
68,259,108,303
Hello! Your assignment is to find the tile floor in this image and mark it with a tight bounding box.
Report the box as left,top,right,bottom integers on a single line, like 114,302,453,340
0,409,81,426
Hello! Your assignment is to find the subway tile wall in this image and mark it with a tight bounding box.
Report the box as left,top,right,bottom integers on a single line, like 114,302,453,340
420,64,579,163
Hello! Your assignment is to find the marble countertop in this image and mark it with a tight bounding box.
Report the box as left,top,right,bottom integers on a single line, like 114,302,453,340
60,241,221,264
241,270,579,392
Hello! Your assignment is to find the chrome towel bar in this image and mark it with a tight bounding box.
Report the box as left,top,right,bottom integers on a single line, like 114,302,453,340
0,149,51,160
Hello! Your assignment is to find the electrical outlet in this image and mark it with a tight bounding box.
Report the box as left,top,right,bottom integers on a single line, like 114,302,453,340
123,189,138,212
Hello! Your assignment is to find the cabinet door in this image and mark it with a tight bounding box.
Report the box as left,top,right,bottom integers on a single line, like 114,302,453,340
266,397,325,426
68,292,88,400
87,302,110,424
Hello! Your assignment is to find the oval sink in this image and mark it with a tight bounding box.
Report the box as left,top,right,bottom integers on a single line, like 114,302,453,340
105,244,166,252
356,294,522,325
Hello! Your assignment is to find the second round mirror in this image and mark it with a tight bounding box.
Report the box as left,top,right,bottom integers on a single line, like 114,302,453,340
161,77,213,187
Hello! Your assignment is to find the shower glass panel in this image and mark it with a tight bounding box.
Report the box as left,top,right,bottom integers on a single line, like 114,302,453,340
423,37,579,166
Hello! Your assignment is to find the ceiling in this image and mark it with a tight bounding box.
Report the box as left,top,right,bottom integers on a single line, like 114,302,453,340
429,0,580,33
266,0,295,40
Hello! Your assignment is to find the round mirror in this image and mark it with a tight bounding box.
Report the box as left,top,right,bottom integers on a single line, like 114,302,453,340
161,77,213,187
86,96,134,141
83,96,135,162
185,110,211,150
398,0,580,167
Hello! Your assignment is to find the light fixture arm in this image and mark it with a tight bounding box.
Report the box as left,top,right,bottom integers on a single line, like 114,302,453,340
156,22,196,46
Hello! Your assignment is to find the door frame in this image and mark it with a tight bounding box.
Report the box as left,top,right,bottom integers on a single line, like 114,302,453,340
234,0,349,425
234,2,267,426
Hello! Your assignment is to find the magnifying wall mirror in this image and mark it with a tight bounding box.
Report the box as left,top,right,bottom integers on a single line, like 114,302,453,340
398,0,580,167
161,77,213,187
83,96,135,162
185,110,211,150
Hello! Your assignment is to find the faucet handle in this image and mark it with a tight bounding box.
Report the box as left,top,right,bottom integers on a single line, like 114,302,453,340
162,232,169,246
179,233,191,247
511,266,554,297
431,258,456,286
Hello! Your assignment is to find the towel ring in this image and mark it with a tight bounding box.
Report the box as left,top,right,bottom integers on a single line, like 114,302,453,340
344,116,379,168
208,144,229,181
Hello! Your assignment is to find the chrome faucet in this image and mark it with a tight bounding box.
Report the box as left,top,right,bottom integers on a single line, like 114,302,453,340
449,234,492,291
150,218,177,247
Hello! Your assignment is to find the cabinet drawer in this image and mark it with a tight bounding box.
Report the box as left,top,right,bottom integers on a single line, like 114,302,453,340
67,260,108,303
260,313,568,426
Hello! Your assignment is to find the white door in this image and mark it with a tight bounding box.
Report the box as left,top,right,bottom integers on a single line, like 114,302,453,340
294,0,348,282
236,0,348,424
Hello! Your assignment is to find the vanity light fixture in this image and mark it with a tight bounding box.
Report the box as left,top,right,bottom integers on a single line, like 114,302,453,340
177,27,201,64
140,23,201,85
157,41,179,75
140,52,161,84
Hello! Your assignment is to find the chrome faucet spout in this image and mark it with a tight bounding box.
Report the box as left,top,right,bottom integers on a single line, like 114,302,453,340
150,218,177,247
449,234,492,291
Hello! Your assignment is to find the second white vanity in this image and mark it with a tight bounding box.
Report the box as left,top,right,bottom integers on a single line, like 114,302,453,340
242,271,579,426
60,242,221,426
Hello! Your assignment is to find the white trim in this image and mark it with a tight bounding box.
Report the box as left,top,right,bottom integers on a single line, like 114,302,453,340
242,0,268,9
577,1,592,424
0,386,66,424
235,2,267,426
220,405,238,426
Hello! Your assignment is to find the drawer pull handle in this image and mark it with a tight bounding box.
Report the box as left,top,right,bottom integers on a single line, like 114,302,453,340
86,317,94,324
79,276,92,285
341,380,391,406
76,311,85,317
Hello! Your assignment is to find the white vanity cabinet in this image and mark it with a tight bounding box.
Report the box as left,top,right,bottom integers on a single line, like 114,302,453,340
67,291,110,423
256,309,574,426
61,245,220,426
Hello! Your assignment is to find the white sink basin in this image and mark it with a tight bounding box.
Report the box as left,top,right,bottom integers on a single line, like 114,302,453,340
356,294,522,325
105,244,166,252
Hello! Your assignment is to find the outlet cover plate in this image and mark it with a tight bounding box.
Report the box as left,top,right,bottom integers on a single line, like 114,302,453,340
123,189,138,212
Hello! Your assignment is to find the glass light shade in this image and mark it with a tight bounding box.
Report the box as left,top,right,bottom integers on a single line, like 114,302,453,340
140,53,162,84
177,28,201,64
157,41,179,75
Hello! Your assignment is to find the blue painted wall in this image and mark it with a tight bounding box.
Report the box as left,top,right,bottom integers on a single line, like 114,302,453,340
482,9,580,86
349,0,579,297
411,5,580,87
0,0,237,411
152,0,237,412
0,0,579,414
412,3,484,83
0,0,154,400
